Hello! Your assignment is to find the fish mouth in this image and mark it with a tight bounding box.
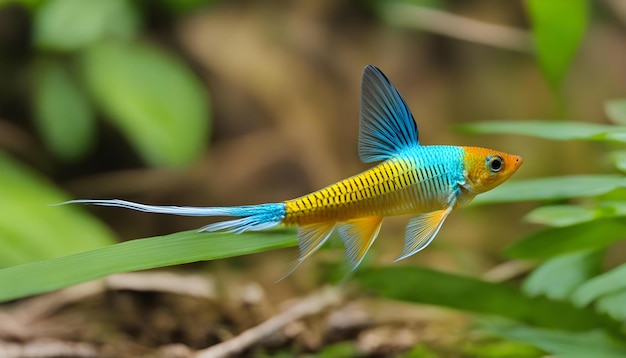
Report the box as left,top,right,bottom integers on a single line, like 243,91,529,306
512,155,523,172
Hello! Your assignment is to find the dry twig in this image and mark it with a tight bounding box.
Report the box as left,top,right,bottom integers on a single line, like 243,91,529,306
381,4,532,53
0,339,98,358
194,286,343,358
482,260,534,283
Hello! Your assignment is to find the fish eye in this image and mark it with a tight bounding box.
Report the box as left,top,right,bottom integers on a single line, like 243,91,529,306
487,155,504,173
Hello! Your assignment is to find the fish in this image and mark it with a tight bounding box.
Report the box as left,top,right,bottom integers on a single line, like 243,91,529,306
62,65,522,276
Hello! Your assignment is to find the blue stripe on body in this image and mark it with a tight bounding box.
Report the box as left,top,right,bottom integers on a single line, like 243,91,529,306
396,145,465,210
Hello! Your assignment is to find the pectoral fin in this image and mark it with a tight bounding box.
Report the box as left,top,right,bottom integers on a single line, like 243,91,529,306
277,221,336,281
337,216,384,270
396,208,452,261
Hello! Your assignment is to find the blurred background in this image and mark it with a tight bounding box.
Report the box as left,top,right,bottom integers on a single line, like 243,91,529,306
1,0,625,356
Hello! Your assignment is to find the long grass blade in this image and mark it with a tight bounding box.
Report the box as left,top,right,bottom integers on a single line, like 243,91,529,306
0,228,297,302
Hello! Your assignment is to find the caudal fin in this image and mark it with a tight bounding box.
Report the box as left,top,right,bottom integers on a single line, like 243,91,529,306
58,199,286,233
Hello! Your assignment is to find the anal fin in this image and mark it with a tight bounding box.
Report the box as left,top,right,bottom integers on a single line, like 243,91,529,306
396,208,452,261
337,216,383,270
277,221,335,281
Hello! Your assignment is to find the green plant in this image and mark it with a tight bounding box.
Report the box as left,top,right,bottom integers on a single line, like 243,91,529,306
0,0,212,266
0,228,297,301
0,152,115,268
30,0,211,166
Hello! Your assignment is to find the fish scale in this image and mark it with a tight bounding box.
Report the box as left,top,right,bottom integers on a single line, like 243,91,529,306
283,145,464,225
60,65,522,278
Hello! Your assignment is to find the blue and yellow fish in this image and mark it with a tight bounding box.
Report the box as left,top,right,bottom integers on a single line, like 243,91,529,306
64,65,522,275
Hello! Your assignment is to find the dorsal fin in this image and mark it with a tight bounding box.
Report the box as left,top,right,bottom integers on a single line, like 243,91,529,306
358,65,419,163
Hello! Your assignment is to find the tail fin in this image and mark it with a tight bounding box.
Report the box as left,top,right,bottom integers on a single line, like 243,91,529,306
59,199,286,234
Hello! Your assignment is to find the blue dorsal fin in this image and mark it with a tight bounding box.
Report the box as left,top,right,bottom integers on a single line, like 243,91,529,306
358,65,419,163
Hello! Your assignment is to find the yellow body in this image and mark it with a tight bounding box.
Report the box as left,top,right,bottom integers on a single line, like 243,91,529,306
283,145,522,227
284,159,416,224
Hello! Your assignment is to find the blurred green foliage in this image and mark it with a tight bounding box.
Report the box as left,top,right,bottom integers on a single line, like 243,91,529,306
33,0,139,51
357,266,617,332
505,218,626,260
485,323,626,358
0,151,114,267
471,175,626,205
460,120,626,143
5,0,212,167
81,41,209,166
0,0,212,266
523,250,602,301
526,0,589,89
33,59,95,161
0,0,623,356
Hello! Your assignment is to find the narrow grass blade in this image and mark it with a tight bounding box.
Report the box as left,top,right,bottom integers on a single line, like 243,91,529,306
487,323,626,358
505,218,626,260
458,120,626,142
0,228,297,302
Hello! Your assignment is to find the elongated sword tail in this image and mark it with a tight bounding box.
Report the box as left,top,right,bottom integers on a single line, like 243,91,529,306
58,199,286,233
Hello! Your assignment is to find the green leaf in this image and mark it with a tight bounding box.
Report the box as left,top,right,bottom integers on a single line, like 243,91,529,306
611,151,626,173
523,250,603,301
525,201,626,227
356,266,617,332
595,289,626,322
505,218,626,260
524,205,595,227
488,323,626,358
0,152,114,268
34,0,139,51
458,120,626,142
81,41,210,167
473,175,626,206
0,228,297,302
571,263,626,307
33,60,95,161
599,201,626,217
606,100,626,125
527,0,589,88
524,200,626,227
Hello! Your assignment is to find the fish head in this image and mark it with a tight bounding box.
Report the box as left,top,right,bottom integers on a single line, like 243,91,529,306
461,146,523,194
